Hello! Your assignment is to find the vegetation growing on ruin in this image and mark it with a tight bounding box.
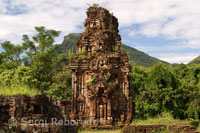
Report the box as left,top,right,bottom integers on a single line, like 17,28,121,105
91,50,97,55
78,49,87,56
88,76,97,84
87,3,99,8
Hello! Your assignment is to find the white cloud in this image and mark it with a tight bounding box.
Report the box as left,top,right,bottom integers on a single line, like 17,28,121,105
133,43,189,53
0,0,7,13
0,0,99,44
110,0,200,49
153,53,199,64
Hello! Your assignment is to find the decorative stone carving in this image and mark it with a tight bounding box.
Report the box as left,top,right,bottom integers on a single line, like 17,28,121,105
71,7,134,127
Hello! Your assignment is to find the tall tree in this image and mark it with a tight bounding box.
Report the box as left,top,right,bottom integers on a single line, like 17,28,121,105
0,41,23,69
16,26,60,92
22,26,60,65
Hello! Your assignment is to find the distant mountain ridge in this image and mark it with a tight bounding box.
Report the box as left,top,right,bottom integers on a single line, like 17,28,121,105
188,56,200,65
57,33,169,67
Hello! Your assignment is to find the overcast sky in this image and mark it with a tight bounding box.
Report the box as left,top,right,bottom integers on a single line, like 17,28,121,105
0,0,200,63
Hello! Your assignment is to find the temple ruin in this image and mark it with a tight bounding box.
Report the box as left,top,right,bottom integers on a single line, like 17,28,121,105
70,7,134,126
0,7,134,132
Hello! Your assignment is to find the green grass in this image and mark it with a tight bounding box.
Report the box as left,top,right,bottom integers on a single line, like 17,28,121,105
132,112,191,126
0,85,41,96
132,113,200,132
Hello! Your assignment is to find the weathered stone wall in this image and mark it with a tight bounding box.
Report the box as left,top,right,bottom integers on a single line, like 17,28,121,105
0,124,76,133
71,7,134,127
0,95,71,121
122,125,200,133
0,95,75,133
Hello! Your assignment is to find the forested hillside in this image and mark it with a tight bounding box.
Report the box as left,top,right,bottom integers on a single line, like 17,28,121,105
0,27,199,120
188,56,200,65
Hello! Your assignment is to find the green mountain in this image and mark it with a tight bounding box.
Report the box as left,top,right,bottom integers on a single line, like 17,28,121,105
121,45,169,67
188,56,200,65
57,33,169,67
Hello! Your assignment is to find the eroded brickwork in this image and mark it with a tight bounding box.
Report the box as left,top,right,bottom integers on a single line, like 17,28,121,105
70,7,134,126
0,95,75,133
122,125,200,133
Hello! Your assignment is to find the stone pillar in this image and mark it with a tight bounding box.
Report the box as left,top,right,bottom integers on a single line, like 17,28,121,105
71,72,75,113
100,104,103,122
97,100,100,120
74,72,77,114
104,102,107,121
107,99,112,125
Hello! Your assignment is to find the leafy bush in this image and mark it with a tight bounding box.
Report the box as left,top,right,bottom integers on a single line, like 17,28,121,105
0,85,41,96
132,63,200,120
44,65,72,99
0,66,37,87
0,69,15,86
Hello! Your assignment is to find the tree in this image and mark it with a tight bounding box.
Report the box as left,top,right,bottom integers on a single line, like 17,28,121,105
134,63,183,119
130,63,149,118
0,41,23,69
22,26,60,65
21,26,61,92
31,51,54,92
45,65,72,99
184,65,200,119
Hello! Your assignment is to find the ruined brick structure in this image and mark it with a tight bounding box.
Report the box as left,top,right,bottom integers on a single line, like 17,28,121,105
70,7,134,126
122,125,200,133
0,95,75,132
0,7,134,132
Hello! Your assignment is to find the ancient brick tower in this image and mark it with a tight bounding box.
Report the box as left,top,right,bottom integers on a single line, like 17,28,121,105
71,7,133,126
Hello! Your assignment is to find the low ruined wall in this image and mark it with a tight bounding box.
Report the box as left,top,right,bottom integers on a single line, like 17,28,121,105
122,125,199,133
169,125,199,133
122,125,167,133
0,95,75,133
0,124,76,133
0,95,72,119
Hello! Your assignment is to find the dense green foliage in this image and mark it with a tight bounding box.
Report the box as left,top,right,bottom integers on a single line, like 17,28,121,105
58,33,169,67
0,27,199,121
132,63,200,120
0,26,72,99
